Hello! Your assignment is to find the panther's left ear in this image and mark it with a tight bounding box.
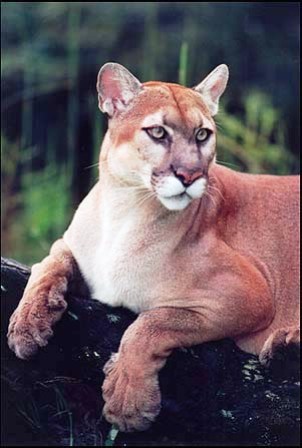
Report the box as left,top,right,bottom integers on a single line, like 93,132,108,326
96,62,142,117
193,64,229,116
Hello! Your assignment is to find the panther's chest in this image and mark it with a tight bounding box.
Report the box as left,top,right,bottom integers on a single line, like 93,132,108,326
86,214,165,313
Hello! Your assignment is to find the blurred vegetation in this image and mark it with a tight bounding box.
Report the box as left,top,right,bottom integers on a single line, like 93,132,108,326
1,2,300,264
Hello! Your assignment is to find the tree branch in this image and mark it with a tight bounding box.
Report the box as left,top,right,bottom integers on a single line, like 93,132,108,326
1,257,299,446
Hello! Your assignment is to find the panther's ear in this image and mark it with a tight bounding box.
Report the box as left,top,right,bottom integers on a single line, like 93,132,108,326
96,63,142,117
193,64,229,116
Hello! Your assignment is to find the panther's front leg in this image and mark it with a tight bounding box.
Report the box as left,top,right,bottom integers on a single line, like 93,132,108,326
102,270,275,433
102,307,232,432
7,239,77,360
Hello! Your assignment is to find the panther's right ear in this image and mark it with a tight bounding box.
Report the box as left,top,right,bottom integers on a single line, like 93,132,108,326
193,64,229,116
96,63,142,117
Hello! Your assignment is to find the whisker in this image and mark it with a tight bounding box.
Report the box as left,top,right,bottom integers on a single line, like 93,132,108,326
204,190,219,208
84,162,100,170
207,184,225,203
134,191,157,209
112,185,149,193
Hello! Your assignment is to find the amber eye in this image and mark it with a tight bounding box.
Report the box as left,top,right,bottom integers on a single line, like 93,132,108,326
196,128,211,143
146,126,167,140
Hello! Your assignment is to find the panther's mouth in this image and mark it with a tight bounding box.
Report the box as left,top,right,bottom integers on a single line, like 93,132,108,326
152,175,208,211
157,192,192,211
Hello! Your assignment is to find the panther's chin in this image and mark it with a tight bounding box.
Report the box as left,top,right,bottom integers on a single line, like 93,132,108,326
158,192,192,211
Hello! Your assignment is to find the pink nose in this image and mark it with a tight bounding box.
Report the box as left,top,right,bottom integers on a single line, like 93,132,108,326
174,167,203,187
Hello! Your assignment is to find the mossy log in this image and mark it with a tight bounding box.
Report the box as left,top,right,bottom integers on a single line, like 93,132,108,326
1,257,300,446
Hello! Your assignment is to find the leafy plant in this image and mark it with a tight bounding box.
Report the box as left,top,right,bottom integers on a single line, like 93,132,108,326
6,166,72,264
1,3,299,263
217,91,292,174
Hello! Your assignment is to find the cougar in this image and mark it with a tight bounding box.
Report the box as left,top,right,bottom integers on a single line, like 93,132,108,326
8,62,300,432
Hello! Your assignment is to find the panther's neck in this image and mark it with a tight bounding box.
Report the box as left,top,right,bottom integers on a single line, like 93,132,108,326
99,160,175,227
98,159,224,242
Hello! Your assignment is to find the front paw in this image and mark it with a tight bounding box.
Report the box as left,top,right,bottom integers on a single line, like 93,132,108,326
102,353,161,432
7,276,68,360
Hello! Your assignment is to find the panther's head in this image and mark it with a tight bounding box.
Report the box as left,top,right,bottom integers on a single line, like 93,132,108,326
97,62,228,211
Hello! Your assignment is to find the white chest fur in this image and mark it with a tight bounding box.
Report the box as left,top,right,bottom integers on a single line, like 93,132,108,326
91,209,158,313
66,188,174,314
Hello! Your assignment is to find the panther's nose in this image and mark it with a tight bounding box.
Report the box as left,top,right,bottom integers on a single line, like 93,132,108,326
173,166,204,187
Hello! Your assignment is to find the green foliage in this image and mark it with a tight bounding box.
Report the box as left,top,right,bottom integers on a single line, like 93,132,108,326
22,168,71,243
7,167,72,264
178,42,189,86
1,3,299,263
217,92,292,174
13,385,77,446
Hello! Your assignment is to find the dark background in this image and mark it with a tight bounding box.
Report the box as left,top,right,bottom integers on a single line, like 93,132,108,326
1,2,300,263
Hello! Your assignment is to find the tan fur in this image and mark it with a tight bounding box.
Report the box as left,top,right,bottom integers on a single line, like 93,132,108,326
8,63,300,432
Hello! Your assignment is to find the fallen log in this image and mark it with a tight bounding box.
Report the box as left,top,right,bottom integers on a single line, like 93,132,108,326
1,257,300,446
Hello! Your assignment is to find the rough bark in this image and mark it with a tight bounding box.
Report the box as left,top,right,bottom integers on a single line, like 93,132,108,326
1,257,300,446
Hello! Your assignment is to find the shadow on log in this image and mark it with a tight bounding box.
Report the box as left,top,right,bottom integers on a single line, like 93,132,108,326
1,257,300,446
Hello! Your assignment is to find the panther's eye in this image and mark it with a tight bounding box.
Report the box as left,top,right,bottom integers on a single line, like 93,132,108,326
146,126,167,140
196,128,211,143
